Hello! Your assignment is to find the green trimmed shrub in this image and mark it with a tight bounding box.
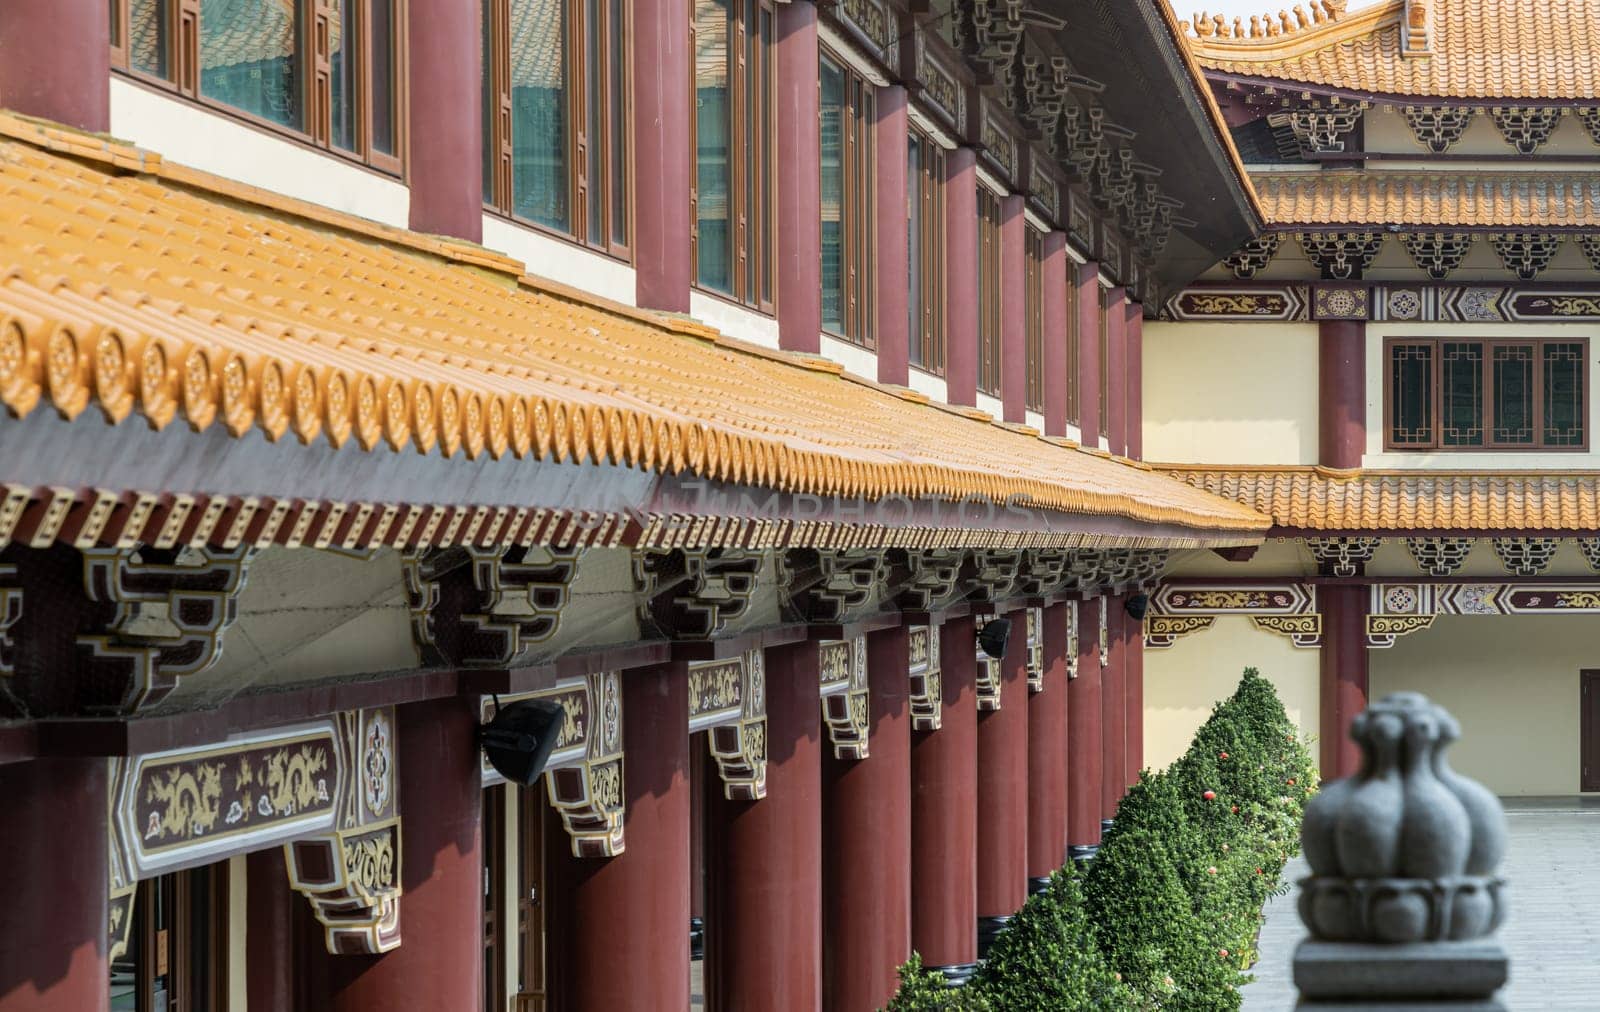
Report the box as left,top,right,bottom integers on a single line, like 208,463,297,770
882,954,992,1011
970,863,1130,1009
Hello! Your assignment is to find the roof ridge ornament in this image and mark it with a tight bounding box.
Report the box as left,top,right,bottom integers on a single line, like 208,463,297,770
1401,0,1432,57
1187,1,1346,41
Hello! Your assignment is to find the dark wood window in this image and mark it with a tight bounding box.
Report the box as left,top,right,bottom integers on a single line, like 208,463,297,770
516,783,551,1009
483,0,631,257
1385,337,1588,450
693,0,774,310
976,186,1003,397
110,865,228,1012
908,131,945,374
819,52,875,346
1098,285,1110,438
1065,262,1079,425
109,0,402,173
1024,225,1045,413
1583,671,1600,793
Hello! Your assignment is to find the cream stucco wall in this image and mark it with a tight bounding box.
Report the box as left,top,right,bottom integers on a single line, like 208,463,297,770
1371,615,1596,796
1143,321,1319,465
1142,616,1322,774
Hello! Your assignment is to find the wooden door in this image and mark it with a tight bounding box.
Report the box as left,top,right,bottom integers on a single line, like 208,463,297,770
1582,671,1600,792
514,782,550,1012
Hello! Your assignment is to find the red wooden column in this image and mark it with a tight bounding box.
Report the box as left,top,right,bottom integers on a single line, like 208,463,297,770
1125,301,1145,459
0,759,108,1012
775,1,822,353
1067,601,1103,859
824,627,912,1011
999,196,1028,423
316,699,484,1012
1100,597,1126,832
1320,320,1367,469
1124,604,1145,786
1320,587,1369,779
406,0,482,240
1103,287,1129,457
561,661,691,1011
911,615,978,982
633,0,693,311
0,0,108,131
1027,602,1071,891
945,150,980,407
1041,233,1070,437
976,616,1029,953
1074,263,1101,445
875,86,911,386
246,848,295,1011
706,641,822,1011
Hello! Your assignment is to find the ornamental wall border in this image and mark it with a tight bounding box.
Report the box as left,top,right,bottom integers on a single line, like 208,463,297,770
1367,582,1600,647
1166,283,1600,323
1146,583,1322,649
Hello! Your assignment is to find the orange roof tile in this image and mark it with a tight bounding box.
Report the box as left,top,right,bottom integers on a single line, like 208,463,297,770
1184,0,1600,101
1254,170,1600,228
1162,465,1600,531
0,112,1267,544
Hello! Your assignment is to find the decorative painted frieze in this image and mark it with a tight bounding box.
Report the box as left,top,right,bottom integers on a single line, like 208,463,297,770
909,624,942,731
1312,284,1371,321
1367,582,1600,647
1098,597,1110,667
1066,600,1079,679
1026,607,1044,693
1145,583,1321,649
820,636,870,760
1164,285,1310,321
976,612,1003,710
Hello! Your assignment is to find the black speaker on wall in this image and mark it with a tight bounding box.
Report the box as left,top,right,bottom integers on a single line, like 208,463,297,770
977,618,1012,659
479,697,567,786
1125,594,1150,621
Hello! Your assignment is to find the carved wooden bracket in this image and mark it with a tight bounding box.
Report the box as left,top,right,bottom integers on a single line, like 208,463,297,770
908,625,942,731
1299,232,1383,281
1307,537,1381,577
1400,232,1473,281
286,821,403,954
820,636,870,760
1403,106,1473,154
887,548,965,613
635,548,762,640
689,651,767,800
1490,233,1562,281
1405,537,1474,577
962,551,1022,606
779,549,887,624
1489,107,1561,155
1223,235,1282,281
1025,607,1044,692
1146,583,1321,649
403,545,579,667
1491,537,1559,577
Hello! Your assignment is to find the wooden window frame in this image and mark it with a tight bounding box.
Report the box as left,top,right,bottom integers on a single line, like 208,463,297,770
109,0,406,175
114,865,229,1012
690,0,776,313
1024,224,1044,413
1065,262,1078,425
1383,336,1589,452
483,0,633,260
908,131,946,376
819,49,875,348
976,185,1003,397
1097,284,1110,437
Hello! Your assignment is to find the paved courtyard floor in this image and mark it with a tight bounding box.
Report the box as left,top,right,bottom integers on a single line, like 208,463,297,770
1242,799,1600,1010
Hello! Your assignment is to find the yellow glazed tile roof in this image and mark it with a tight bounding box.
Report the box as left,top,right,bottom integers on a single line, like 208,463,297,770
1184,0,1600,100
0,112,1267,540
1163,465,1600,530
1254,170,1600,228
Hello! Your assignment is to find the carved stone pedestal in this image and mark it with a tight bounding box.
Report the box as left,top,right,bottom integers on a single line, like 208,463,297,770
1294,939,1509,1003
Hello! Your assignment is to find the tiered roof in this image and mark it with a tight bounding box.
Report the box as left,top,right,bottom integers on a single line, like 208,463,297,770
1254,170,1600,228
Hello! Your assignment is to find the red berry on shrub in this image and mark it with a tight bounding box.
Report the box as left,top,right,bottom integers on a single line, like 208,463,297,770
1230,805,1238,813
1203,790,1216,800
1219,751,1229,759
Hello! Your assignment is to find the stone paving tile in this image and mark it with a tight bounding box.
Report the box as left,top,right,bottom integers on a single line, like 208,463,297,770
1242,806,1600,1011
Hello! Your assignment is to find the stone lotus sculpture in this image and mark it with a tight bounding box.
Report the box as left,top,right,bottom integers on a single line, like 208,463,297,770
1294,692,1509,1005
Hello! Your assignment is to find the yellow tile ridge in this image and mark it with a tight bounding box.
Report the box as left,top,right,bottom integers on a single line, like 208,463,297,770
1182,1,1402,63
0,118,1270,535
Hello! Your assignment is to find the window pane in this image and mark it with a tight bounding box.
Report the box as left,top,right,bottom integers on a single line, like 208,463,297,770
608,0,627,246
694,0,731,293
200,0,302,129
1492,344,1535,444
371,0,397,155
819,57,845,333
330,0,358,151
1544,342,1586,446
585,0,604,243
1097,288,1109,434
907,136,922,364
1440,342,1483,446
759,6,773,305
1389,343,1434,446
510,0,569,231
129,0,171,77
1066,271,1078,422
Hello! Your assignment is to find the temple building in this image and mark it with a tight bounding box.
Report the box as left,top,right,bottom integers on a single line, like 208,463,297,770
1144,0,1600,797
0,1,1283,1011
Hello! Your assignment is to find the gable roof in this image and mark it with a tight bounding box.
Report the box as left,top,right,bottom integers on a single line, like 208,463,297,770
1183,0,1600,101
